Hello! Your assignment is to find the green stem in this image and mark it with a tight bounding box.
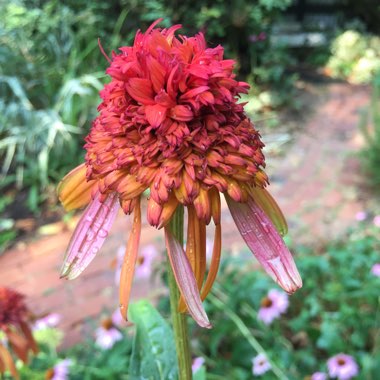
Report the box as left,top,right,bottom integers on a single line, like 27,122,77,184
167,205,192,380
208,288,289,380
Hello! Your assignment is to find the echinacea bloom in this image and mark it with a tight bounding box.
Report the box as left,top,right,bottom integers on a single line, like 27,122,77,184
327,354,359,380
257,289,289,325
95,313,123,349
311,372,327,380
191,357,205,373
371,263,380,277
0,287,38,380
45,359,72,380
57,19,302,328
252,353,271,376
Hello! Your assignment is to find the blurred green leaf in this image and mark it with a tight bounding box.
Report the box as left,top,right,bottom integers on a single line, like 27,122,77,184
129,300,178,380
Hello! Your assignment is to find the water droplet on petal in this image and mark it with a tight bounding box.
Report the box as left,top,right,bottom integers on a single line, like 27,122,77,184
98,229,108,238
86,228,96,241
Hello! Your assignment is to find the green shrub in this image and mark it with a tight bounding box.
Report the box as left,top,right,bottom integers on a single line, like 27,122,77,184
326,30,380,84
0,1,107,209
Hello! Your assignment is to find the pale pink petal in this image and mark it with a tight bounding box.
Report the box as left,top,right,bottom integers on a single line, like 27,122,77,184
60,192,119,280
164,227,211,328
225,194,302,294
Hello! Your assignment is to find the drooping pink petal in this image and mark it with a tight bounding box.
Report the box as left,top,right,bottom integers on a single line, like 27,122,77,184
60,192,119,280
225,194,302,294
164,227,211,328
249,186,288,236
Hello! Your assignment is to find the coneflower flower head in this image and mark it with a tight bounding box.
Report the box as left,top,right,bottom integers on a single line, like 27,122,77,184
57,19,302,328
0,287,38,380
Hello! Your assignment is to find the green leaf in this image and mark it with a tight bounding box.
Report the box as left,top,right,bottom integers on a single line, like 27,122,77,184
129,300,178,380
193,366,206,380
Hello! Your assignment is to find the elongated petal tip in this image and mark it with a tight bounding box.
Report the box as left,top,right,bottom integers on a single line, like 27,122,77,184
226,193,302,295
165,227,212,328
267,256,302,294
60,193,119,280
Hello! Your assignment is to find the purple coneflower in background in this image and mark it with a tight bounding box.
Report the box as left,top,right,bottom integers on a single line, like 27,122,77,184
258,289,289,325
135,244,158,279
311,372,327,380
95,311,123,349
34,313,61,330
371,263,380,277
327,353,359,380
249,32,267,43
46,359,72,380
373,215,380,227
354,211,367,221
252,353,271,376
192,357,205,373
115,244,158,284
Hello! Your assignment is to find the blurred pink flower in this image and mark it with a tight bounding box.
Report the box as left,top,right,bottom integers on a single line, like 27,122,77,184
258,289,289,325
327,353,359,380
249,32,267,43
135,244,158,279
373,215,380,227
371,263,380,277
355,211,367,221
252,353,271,376
34,313,61,330
95,316,123,349
111,309,127,328
192,357,205,373
114,244,158,285
46,359,72,380
311,372,327,380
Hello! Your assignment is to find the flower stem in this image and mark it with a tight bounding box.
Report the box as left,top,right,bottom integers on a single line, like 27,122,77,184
167,205,192,380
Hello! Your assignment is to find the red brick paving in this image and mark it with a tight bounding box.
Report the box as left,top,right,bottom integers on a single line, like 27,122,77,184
0,82,371,348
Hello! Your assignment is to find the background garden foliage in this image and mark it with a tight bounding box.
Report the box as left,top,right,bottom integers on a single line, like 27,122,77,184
11,221,380,379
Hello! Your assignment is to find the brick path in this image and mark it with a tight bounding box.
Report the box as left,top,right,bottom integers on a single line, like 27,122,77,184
0,82,370,348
